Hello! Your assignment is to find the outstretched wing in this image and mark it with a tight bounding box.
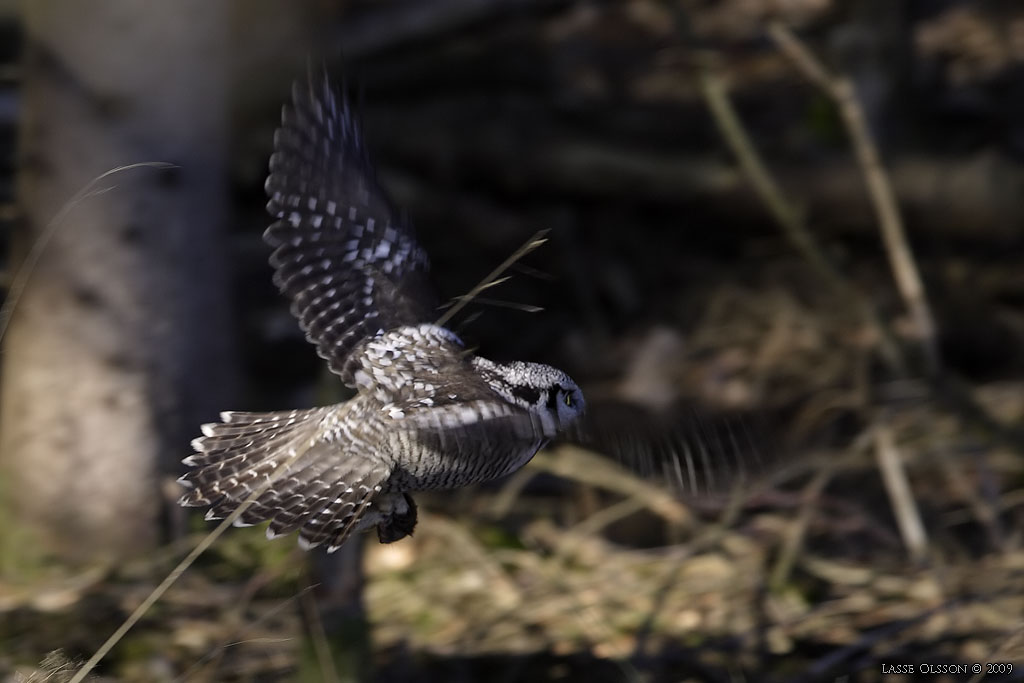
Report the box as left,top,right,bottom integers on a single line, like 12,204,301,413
264,72,437,384
567,402,767,495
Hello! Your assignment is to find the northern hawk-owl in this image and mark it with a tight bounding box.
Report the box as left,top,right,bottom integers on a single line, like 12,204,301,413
178,74,585,551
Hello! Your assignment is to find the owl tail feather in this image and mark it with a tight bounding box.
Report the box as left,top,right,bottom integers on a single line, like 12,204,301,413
177,407,331,511
177,406,391,551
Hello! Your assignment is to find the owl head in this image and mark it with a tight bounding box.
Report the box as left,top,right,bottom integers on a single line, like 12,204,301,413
484,360,586,432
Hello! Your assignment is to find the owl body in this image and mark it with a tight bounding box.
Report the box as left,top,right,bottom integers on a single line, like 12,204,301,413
178,79,584,551
344,323,565,490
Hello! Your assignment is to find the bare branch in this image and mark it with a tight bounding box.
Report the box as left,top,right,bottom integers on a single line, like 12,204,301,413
768,22,939,375
697,66,905,373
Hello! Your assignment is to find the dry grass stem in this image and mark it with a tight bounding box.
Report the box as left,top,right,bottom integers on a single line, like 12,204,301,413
531,447,693,527
936,447,1005,551
299,575,341,683
767,22,939,375
0,162,176,347
435,229,549,328
557,497,650,560
769,465,834,591
69,426,330,683
697,66,904,372
873,423,928,562
489,466,542,519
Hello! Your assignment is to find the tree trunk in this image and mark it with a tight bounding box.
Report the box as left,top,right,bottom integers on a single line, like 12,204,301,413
0,1,232,566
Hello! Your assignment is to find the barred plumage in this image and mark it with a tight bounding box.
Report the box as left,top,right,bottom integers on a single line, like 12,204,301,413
179,73,586,551
263,76,436,383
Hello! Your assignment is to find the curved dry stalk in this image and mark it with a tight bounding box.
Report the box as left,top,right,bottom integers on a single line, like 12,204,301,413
767,22,939,375
69,425,327,683
0,162,176,346
697,67,905,373
435,229,549,328
873,422,928,562
299,573,341,683
768,464,835,591
531,447,693,527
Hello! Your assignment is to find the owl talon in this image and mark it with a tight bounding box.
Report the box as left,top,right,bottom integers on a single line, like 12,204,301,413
377,493,417,543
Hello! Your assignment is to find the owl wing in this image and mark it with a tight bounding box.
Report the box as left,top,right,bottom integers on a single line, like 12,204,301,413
357,325,554,445
565,402,766,495
264,72,437,385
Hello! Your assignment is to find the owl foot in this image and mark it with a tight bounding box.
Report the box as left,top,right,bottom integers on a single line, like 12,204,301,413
377,493,418,543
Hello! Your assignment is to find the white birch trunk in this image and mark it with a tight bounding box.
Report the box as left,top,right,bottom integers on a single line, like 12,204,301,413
0,1,231,564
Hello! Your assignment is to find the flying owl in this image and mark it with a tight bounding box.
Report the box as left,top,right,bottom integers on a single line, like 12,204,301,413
177,73,586,551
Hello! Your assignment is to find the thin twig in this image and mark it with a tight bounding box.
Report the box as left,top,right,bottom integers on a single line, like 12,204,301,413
556,497,649,560
300,572,341,683
177,582,311,682
490,466,543,519
873,421,928,562
762,26,1024,565
769,464,834,591
531,447,693,527
0,162,176,347
69,422,334,683
697,66,904,372
767,22,939,375
935,446,1004,551
439,295,543,314
632,482,748,660
802,606,945,681
510,262,555,281
423,512,523,605
434,229,549,328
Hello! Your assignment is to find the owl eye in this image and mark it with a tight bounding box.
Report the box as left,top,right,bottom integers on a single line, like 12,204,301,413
563,392,574,408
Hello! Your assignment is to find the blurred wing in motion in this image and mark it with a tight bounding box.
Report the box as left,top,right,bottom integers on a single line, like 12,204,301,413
264,72,437,384
568,401,768,495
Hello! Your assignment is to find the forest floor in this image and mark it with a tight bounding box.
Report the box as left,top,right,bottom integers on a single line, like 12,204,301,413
3,236,1024,682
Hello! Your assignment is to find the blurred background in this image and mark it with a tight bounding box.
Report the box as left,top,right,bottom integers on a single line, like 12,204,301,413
2,0,1024,681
